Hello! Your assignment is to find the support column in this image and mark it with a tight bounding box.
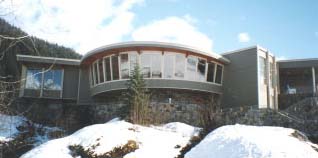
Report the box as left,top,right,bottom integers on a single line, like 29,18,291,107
312,67,316,94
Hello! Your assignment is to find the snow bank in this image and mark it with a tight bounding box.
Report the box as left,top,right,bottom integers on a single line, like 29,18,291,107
21,120,200,158
186,124,318,158
0,113,24,141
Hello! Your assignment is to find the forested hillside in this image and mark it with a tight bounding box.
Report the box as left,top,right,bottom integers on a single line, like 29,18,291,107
0,18,81,80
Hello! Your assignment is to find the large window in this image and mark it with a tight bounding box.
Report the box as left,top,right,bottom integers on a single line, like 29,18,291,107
98,59,104,83
140,53,151,78
151,53,162,78
215,65,223,84
207,62,215,82
164,54,174,78
43,70,62,90
259,56,267,84
197,59,206,81
90,51,224,86
25,69,42,89
129,53,138,75
186,56,197,81
120,54,129,79
175,54,185,79
112,55,120,80
104,57,111,81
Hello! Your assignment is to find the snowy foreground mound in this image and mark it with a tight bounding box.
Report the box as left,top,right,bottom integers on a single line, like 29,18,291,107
21,119,200,158
186,124,318,158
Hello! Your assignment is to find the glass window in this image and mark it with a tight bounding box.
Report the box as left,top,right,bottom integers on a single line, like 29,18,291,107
151,54,162,78
25,69,42,89
111,55,119,80
207,62,215,82
129,53,138,75
140,54,151,78
43,70,62,90
164,54,174,78
197,59,206,81
187,56,197,81
215,65,223,84
93,62,99,84
259,56,266,84
120,54,129,79
175,54,185,79
104,57,111,81
90,65,94,86
98,59,104,83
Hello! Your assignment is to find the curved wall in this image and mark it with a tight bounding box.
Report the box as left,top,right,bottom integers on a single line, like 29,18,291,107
83,43,225,96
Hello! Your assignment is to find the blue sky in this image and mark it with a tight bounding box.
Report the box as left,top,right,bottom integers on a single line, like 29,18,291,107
1,0,318,59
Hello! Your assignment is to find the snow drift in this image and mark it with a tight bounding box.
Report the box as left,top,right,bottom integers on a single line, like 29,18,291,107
185,124,318,158
21,119,200,158
0,113,24,141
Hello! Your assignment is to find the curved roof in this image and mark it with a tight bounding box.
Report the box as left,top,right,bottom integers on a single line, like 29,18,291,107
80,41,230,65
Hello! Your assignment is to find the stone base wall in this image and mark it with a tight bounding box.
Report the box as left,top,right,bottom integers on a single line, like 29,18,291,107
91,89,219,126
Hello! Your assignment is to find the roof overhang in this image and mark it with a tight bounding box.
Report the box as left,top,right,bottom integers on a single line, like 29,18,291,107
17,54,80,66
80,41,230,65
278,58,318,69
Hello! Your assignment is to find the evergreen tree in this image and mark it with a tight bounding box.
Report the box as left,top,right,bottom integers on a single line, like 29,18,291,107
126,64,150,125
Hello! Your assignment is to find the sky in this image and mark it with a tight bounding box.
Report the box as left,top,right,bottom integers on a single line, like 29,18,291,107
1,0,318,59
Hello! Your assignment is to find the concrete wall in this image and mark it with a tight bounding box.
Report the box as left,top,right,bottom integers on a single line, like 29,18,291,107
221,47,259,108
63,66,79,99
77,66,92,104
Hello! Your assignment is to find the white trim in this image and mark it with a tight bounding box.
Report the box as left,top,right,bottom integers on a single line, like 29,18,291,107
213,63,217,83
278,58,318,62
102,58,106,82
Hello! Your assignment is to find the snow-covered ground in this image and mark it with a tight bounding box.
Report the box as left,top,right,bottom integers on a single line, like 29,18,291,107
0,113,25,141
0,113,62,145
21,119,201,158
186,124,318,158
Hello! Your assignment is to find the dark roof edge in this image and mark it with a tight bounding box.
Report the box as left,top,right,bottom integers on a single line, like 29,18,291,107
277,58,318,62
17,54,80,66
81,41,231,64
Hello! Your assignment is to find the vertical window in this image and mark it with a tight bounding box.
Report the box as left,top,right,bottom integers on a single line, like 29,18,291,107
269,62,274,87
104,57,111,81
151,53,162,78
259,56,266,84
187,56,197,81
175,54,185,79
207,62,215,82
197,59,206,81
93,62,99,84
129,53,138,75
164,54,174,78
98,59,104,83
25,69,42,89
43,70,62,90
112,55,119,80
140,54,151,78
215,65,223,84
120,54,129,79
90,66,94,86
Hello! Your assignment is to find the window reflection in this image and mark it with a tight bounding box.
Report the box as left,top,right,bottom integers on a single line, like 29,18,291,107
197,59,206,81
129,53,138,75
44,70,62,90
112,55,119,80
141,54,151,78
151,53,162,78
215,65,223,84
26,69,42,89
207,62,215,82
187,56,197,81
104,57,111,81
98,59,104,83
120,54,129,79
164,54,174,78
93,62,98,84
175,54,185,79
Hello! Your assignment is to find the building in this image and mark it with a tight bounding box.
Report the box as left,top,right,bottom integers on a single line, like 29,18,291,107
16,41,318,124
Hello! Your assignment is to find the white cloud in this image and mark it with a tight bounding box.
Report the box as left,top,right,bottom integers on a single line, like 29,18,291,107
132,16,213,53
238,32,250,43
0,0,143,54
